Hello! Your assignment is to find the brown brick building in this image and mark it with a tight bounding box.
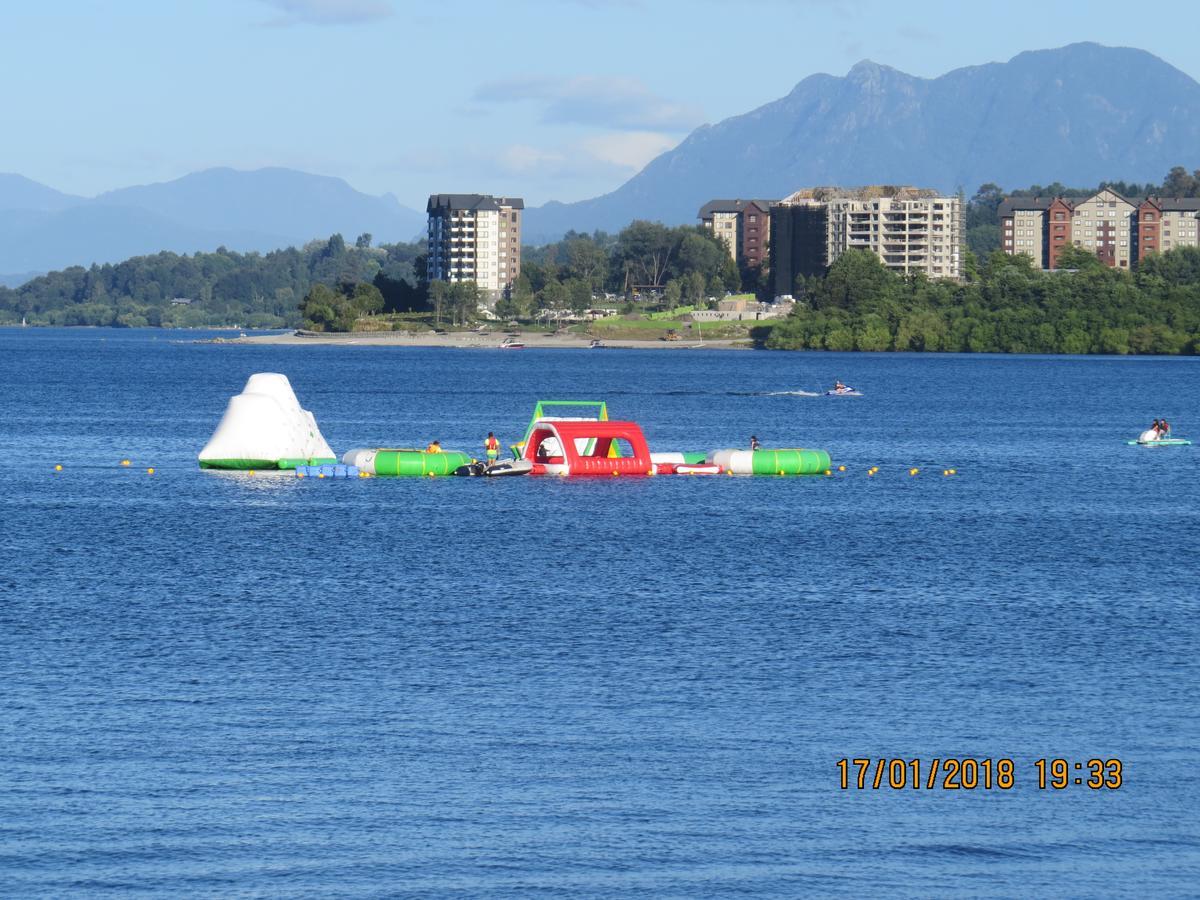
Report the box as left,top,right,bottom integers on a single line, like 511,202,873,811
698,199,774,269
1136,197,1200,262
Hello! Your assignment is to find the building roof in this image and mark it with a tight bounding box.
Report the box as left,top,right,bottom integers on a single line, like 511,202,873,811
777,185,944,205
999,187,1176,217
697,198,775,218
997,196,1055,216
427,193,525,213
1145,196,1200,211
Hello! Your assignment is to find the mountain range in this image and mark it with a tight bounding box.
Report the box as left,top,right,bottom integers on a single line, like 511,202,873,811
4,43,1200,281
0,169,425,285
522,43,1200,241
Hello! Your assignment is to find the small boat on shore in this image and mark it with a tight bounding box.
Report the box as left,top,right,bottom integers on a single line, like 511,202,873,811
589,339,607,349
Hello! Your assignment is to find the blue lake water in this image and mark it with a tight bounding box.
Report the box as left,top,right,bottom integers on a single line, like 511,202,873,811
1,327,1198,897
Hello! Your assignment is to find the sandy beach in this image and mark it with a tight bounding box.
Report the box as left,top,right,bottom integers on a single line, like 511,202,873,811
224,330,751,350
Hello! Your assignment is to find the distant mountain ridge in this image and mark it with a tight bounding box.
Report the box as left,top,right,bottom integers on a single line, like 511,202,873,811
523,43,1200,242
0,167,425,282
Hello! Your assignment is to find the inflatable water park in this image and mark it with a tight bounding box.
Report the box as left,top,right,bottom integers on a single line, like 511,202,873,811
198,375,834,478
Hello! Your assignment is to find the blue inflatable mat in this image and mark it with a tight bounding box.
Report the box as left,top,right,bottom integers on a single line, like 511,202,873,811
295,464,360,478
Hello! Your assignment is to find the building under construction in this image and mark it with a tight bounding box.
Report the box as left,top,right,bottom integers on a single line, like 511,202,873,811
770,186,963,297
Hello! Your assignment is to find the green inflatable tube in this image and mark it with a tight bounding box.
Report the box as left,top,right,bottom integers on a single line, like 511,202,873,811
371,450,472,476
752,448,831,475
709,448,832,475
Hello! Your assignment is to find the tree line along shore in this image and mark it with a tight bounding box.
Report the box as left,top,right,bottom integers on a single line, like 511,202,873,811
3,169,1200,355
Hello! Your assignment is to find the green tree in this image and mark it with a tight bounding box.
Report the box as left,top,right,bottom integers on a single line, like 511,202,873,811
663,279,682,308
429,280,448,326
565,278,592,314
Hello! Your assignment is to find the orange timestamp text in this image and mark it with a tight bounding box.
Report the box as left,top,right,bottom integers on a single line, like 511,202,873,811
836,758,1123,790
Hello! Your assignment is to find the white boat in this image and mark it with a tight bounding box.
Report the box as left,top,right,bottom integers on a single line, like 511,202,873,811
498,338,525,350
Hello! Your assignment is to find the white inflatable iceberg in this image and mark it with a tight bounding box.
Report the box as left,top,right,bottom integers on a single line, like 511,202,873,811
198,373,336,470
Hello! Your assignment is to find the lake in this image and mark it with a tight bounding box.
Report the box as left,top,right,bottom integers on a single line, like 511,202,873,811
1,328,1198,897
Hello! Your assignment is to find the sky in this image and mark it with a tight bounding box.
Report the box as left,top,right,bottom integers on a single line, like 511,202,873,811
3,0,1199,210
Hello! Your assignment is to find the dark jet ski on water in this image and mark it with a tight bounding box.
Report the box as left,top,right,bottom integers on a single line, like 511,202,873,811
453,459,533,477
485,458,532,476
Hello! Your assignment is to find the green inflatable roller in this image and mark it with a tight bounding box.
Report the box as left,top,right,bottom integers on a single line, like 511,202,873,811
709,448,832,475
342,448,472,476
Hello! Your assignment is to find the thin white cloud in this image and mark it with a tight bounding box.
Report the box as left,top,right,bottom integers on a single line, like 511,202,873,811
473,75,703,131
498,144,567,174
257,0,393,26
578,131,678,171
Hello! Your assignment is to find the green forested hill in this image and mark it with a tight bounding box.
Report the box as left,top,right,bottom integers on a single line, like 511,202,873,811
765,246,1200,354
0,234,425,328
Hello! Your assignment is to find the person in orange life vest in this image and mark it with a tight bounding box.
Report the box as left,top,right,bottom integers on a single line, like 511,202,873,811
484,432,501,465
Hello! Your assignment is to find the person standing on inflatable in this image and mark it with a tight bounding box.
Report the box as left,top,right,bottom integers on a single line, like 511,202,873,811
484,432,501,466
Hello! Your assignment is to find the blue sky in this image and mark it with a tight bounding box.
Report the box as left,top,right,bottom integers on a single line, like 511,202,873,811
3,0,1198,209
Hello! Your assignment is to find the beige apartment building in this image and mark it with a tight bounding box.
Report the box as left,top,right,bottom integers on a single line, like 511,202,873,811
1000,188,1200,270
426,194,523,297
770,186,962,297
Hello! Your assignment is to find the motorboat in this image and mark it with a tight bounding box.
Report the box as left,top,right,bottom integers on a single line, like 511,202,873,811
589,339,607,349
498,338,525,350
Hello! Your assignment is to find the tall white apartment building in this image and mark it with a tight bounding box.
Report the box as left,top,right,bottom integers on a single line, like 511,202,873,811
770,187,962,297
426,194,523,297
824,194,961,278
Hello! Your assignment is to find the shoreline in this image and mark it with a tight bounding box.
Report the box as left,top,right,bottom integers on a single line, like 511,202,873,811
222,331,752,350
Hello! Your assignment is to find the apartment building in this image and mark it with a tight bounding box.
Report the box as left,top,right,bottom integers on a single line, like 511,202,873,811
769,186,962,297
1000,188,1200,270
698,199,774,269
426,194,523,297
1136,197,1200,262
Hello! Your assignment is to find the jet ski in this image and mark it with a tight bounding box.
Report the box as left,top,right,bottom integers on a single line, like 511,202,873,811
825,386,862,396
484,458,532,476
1128,430,1191,446
453,461,487,476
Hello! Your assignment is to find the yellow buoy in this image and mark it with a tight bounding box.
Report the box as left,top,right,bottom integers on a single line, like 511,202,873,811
726,470,733,476
318,473,324,478
949,468,957,475
297,471,305,478
120,459,130,467
909,468,918,476
838,465,846,472
248,470,255,476
824,469,831,476
147,467,155,475
54,464,62,472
